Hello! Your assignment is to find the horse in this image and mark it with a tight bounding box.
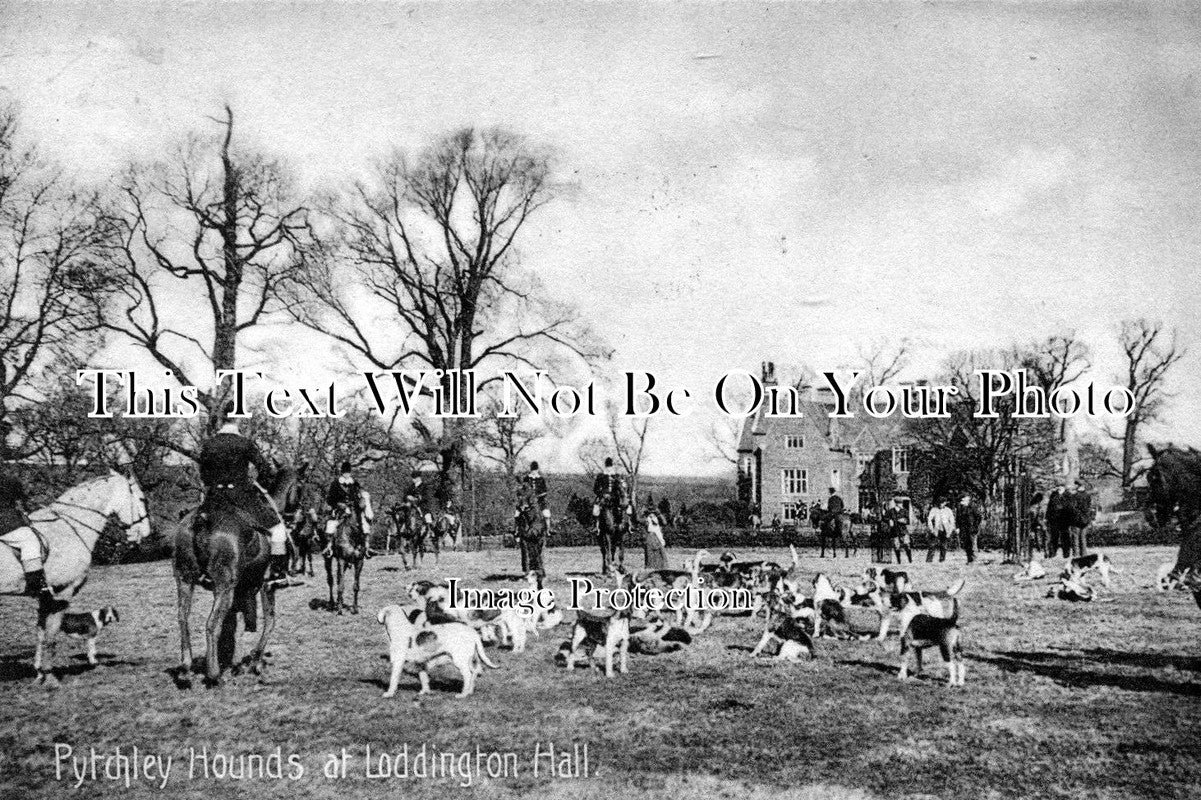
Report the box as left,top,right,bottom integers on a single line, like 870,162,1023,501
389,503,431,571
174,467,297,688
1145,443,1201,608
435,508,462,551
287,508,319,577
597,504,627,575
813,508,851,557
514,497,546,576
324,505,366,614
0,470,150,685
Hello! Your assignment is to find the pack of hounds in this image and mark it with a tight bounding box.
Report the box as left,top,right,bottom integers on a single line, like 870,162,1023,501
374,548,990,697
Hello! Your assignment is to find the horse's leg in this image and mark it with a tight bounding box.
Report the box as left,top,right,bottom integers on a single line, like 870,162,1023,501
352,558,363,615
336,557,346,615
325,555,335,610
204,587,235,685
248,585,275,675
36,597,66,686
177,578,196,684
431,525,440,566
598,522,609,574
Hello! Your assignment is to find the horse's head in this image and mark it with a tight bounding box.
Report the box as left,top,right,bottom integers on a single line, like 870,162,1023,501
107,468,151,543
1144,444,1200,531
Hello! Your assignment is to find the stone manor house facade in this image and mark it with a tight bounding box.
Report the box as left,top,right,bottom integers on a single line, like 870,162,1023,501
736,363,914,524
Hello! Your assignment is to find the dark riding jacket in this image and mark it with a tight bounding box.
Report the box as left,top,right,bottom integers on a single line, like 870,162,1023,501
827,494,845,515
197,431,280,529
327,477,363,514
520,473,549,511
0,473,29,534
592,471,627,513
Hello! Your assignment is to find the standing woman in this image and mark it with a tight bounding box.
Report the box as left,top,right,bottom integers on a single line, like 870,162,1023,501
643,507,668,570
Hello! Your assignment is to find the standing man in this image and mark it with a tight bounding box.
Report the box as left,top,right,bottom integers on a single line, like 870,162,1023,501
1046,481,1071,559
955,492,982,564
1069,481,1093,557
1026,491,1047,561
197,403,291,587
826,486,845,547
886,496,912,563
926,497,955,563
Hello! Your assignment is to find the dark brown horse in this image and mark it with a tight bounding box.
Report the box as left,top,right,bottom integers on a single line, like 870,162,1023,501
174,467,297,687
389,503,431,571
813,508,852,558
597,504,626,575
325,508,366,614
1145,443,1201,608
514,491,546,576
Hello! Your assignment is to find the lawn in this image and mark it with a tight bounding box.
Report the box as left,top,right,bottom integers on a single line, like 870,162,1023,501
0,544,1198,800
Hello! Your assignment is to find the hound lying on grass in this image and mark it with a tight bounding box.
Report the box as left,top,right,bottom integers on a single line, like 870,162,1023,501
377,605,498,699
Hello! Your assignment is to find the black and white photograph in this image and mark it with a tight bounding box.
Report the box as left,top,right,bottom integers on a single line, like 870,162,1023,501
1,2,1200,798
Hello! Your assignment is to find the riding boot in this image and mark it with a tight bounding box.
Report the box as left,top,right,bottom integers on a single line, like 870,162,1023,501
23,569,56,600
266,554,291,587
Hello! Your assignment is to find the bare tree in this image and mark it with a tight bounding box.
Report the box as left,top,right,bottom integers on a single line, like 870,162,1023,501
1111,319,1186,488
856,337,911,386
293,127,605,496
705,416,742,465
1014,332,1091,443
578,406,651,514
474,400,546,482
908,348,1059,505
94,106,308,453
0,105,116,453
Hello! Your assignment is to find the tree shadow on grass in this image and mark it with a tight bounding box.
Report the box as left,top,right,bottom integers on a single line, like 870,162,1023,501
973,650,1201,697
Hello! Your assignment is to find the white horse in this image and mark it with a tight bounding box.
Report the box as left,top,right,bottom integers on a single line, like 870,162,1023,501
0,470,150,684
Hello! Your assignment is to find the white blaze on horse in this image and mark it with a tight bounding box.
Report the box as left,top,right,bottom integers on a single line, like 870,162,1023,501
0,471,150,684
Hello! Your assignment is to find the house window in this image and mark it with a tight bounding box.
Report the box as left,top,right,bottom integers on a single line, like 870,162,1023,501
892,448,910,474
785,435,805,449
830,468,841,491
781,468,808,495
782,503,801,522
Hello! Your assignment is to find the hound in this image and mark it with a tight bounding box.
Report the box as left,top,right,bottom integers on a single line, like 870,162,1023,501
1062,552,1119,587
40,606,120,669
377,605,497,699
898,596,965,687
876,576,966,643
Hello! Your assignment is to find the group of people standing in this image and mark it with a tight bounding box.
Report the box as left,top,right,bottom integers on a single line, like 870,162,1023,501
1027,480,1094,559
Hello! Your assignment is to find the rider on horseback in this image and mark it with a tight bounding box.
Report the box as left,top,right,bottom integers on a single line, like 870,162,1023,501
324,462,365,555
0,469,55,600
402,468,439,529
592,457,631,523
516,461,551,537
196,403,291,588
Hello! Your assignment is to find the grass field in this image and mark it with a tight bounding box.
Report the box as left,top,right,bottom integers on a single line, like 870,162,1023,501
1,545,1199,800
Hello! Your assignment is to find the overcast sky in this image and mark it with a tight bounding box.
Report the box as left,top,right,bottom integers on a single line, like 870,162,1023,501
2,1,1199,475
